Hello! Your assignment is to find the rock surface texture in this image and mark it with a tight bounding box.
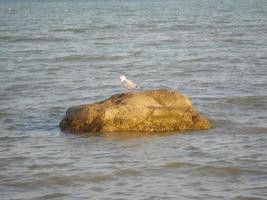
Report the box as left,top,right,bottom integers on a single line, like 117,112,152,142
60,90,210,133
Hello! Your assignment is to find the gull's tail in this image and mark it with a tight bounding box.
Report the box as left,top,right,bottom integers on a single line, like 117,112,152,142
136,85,141,90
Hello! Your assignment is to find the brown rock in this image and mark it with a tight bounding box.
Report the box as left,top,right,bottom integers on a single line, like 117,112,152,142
59,90,210,133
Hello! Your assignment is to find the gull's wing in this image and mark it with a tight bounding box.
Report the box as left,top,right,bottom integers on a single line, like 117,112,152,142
124,79,137,89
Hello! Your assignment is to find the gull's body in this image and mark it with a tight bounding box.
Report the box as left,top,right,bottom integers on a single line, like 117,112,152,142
119,75,139,92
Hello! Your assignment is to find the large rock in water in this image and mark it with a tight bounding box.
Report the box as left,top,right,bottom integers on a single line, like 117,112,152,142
59,90,210,133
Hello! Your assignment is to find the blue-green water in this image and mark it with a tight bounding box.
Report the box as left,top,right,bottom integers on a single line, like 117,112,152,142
0,0,267,199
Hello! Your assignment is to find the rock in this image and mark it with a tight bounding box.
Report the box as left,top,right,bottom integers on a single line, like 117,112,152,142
59,90,210,133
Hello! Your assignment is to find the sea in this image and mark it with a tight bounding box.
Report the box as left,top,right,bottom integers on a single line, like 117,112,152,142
0,0,267,199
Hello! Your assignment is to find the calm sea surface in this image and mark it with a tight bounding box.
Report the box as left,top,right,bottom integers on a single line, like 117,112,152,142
0,0,267,199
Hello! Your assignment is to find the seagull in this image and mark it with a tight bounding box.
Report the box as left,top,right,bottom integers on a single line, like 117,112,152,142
119,75,140,92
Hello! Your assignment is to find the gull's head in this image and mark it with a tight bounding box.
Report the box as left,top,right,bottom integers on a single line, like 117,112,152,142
119,75,126,82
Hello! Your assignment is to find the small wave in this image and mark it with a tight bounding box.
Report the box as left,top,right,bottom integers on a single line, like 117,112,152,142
179,55,226,63
258,55,267,60
86,174,113,183
110,53,138,60
225,96,267,108
7,175,74,188
27,163,68,170
94,41,114,45
54,54,105,62
169,24,204,31
222,38,251,44
47,176,75,186
14,49,43,54
113,169,142,177
94,36,117,41
48,106,65,114
234,195,263,200
160,161,198,169
0,111,10,119
0,35,69,43
136,23,158,29
210,119,238,129
94,36,117,45
196,165,260,176
0,135,30,141
1,156,28,162
98,24,118,30
88,24,118,31
53,52,138,63
214,19,231,24
224,126,267,135
34,193,67,200
52,27,87,33
179,57,206,63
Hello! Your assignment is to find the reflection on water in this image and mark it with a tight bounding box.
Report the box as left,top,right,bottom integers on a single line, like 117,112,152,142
80,131,187,141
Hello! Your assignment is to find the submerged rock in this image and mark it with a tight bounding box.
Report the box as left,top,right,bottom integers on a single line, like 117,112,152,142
59,90,210,133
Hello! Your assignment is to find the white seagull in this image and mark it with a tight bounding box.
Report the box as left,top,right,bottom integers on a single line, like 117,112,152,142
119,75,140,92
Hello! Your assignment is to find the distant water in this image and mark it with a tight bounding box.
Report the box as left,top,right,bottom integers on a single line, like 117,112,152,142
0,0,267,199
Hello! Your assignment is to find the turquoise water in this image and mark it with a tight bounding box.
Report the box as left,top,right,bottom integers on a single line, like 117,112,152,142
0,0,267,199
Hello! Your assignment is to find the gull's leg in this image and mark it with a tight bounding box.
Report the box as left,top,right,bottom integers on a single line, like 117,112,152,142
126,87,131,93
125,87,129,93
